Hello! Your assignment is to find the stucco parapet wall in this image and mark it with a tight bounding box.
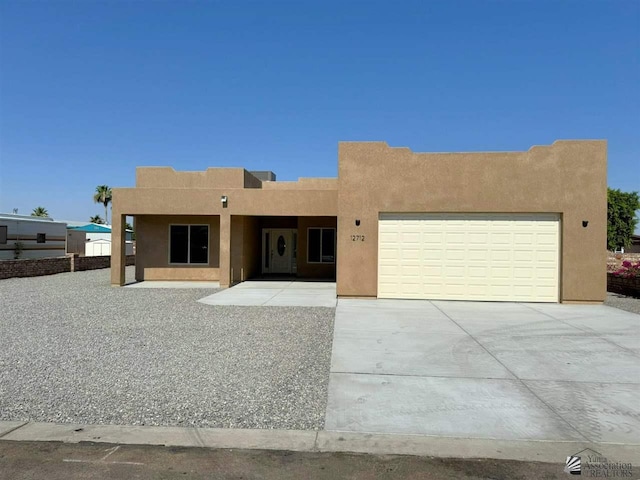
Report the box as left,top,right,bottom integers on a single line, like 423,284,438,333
136,167,263,189
113,187,338,216
338,139,605,154
261,178,338,190
337,140,607,211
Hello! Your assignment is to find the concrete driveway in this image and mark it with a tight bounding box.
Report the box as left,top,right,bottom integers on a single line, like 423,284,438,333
326,299,640,444
198,281,337,307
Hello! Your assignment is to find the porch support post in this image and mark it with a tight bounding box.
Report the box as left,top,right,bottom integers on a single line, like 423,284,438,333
110,213,127,286
220,213,231,288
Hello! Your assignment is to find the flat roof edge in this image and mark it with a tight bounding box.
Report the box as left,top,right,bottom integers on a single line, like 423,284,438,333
339,139,607,154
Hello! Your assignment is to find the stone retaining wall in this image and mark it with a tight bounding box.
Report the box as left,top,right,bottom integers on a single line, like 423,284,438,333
0,257,71,280
0,255,135,280
607,273,640,298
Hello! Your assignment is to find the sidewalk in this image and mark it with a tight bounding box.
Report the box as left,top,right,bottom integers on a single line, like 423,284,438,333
2,421,639,466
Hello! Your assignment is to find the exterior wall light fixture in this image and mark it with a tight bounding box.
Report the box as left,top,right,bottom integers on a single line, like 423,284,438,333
221,195,228,208
355,219,361,226
582,220,588,227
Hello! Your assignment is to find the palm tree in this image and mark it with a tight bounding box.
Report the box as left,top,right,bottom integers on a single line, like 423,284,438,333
93,185,112,225
90,215,105,224
31,206,49,217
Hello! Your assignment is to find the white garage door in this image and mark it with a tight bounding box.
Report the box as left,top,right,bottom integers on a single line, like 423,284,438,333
378,213,560,302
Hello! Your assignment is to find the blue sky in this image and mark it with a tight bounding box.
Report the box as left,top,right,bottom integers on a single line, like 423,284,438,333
0,0,638,225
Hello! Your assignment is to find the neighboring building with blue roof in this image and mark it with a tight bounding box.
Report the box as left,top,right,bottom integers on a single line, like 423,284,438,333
68,223,113,234
65,222,133,256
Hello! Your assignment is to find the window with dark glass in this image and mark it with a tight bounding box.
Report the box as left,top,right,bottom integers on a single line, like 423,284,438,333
170,225,208,264
308,228,335,264
0,226,7,244
37,233,46,243
308,229,321,263
189,225,209,264
321,228,335,262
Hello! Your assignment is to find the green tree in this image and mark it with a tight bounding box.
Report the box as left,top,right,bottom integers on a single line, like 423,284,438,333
31,206,49,217
90,215,105,224
607,188,640,250
93,185,112,225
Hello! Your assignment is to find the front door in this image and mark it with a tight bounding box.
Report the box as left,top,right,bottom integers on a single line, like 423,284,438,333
262,229,296,274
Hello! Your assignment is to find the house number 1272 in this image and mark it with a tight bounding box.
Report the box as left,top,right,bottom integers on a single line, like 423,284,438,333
351,235,365,241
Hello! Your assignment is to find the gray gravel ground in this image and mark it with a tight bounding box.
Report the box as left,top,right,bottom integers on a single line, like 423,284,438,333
0,267,335,430
605,292,640,315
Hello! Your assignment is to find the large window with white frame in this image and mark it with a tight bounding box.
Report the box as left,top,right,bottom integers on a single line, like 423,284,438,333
307,227,335,264
169,225,209,264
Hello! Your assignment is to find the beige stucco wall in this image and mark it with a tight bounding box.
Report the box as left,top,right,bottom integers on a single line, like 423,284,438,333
229,216,262,283
114,188,338,217
336,140,607,302
135,215,220,281
137,167,248,189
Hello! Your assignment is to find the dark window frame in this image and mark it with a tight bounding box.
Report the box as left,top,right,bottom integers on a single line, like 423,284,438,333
307,227,336,264
0,225,7,245
168,224,209,265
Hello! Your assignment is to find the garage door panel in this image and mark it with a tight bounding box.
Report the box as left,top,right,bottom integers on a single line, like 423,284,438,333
378,213,559,302
537,234,558,246
514,267,534,279
445,250,466,261
468,266,488,278
467,249,489,261
536,250,558,262
491,233,513,245
537,268,557,279
513,250,534,262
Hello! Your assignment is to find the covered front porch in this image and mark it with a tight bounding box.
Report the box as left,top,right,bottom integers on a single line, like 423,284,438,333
111,214,336,287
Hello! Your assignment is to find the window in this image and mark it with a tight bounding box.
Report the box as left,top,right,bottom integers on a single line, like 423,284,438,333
37,233,46,243
308,228,335,264
0,225,7,244
169,225,209,264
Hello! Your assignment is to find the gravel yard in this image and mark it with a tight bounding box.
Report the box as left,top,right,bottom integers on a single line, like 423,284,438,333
605,292,640,315
0,267,334,430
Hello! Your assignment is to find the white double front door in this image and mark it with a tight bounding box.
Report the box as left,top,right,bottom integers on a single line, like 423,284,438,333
262,228,296,274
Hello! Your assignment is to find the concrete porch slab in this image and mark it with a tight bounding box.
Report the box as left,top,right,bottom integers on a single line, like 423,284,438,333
198,288,282,306
125,281,220,289
198,281,337,307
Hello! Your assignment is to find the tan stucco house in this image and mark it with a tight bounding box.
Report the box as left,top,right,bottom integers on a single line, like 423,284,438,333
111,140,607,303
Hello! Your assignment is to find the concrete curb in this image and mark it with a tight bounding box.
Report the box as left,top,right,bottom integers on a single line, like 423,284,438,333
1,421,638,465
